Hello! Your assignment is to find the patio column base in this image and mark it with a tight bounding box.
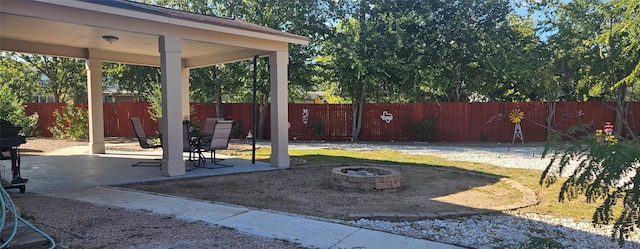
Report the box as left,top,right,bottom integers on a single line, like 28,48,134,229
89,142,105,154
270,153,290,168
162,159,185,177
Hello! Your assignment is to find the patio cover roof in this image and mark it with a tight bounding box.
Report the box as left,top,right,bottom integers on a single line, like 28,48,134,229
0,0,308,176
0,0,309,67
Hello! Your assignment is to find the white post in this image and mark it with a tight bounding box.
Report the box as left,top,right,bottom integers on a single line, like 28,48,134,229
269,50,290,168
86,49,105,154
159,36,185,176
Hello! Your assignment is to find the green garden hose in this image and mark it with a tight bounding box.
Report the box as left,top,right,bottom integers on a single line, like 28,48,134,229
0,186,55,249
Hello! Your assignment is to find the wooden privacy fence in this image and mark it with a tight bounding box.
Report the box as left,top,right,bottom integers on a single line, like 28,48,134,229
24,101,640,143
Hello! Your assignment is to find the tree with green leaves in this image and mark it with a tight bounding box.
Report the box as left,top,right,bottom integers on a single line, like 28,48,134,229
103,63,161,102
135,0,332,139
543,122,640,247
212,0,332,139
19,54,87,103
426,0,529,102
533,0,638,134
190,65,222,117
318,0,371,141
0,84,39,136
320,0,529,140
539,1,640,245
0,52,41,102
103,63,163,119
601,0,640,136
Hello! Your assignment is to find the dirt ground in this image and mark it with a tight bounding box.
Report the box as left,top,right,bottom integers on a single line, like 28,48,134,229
5,138,532,248
6,138,304,248
17,138,530,219
124,164,523,220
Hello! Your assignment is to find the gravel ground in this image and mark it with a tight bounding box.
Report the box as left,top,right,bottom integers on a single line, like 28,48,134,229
283,141,640,249
7,140,639,248
8,193,305,249
283,141,558,172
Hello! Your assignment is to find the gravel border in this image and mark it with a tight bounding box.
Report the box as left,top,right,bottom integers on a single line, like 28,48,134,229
282,141,639,249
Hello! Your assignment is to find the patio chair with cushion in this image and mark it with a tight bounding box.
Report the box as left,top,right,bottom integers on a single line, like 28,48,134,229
129,117,162,167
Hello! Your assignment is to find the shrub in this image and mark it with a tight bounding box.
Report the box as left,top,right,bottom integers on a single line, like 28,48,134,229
182,118,201,136
21,112,40,137
231,121,243,139
0,85,39,137
413,115,438,142
312,122,323,140
542,122,640,247
49,101,89,140
480,130,487,142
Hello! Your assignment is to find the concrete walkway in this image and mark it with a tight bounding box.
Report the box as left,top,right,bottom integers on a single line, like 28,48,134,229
45,186,461,249
3,144,464,249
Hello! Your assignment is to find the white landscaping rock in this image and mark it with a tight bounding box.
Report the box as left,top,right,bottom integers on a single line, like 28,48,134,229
283,142,640,249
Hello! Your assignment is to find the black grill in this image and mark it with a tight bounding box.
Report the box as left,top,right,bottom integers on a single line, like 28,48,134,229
0,119,28,191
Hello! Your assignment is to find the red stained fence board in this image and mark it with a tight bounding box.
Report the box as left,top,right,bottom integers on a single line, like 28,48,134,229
23,101,640,142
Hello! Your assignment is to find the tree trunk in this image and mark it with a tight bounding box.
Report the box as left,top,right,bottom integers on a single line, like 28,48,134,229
351,101,363,142
545,100,556,136
351,0,366,142
212,67,224,118
214,84,223,118
53,91,60,103
614,85,626,135
559,59,574,101
258,94,268,139
606,20,625,135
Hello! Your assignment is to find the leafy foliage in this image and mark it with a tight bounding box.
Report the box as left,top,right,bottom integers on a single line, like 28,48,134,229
311,122,323,141
413,115,438,142
19,54,87,103
532,0,639,134
49,101,89,140
542,123,640,246
104,63,161,102
0,85,39,137
230,121,243,139
0,52,41,102
182,118,201,136
133,0,334,138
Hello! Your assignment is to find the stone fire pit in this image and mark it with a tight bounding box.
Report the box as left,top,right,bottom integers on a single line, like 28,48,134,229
331,166,401,192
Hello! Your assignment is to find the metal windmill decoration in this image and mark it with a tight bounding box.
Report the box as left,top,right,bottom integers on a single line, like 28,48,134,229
509,109,524,144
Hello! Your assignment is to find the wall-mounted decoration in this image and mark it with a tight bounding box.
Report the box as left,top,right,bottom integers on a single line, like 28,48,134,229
380,111,393,123
302,108,309,125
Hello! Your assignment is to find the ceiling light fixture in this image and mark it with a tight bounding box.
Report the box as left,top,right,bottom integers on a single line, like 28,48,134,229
102,35,119,44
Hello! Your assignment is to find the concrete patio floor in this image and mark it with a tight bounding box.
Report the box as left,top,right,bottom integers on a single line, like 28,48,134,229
0,144,463,249
1,145,279,193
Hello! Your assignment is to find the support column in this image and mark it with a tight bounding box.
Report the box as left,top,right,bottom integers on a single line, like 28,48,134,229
269,50,290,168
86,49,105,154
181,68,190,119
159,36,185,176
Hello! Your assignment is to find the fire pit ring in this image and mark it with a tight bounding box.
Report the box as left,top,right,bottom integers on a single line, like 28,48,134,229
330,166,401,192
